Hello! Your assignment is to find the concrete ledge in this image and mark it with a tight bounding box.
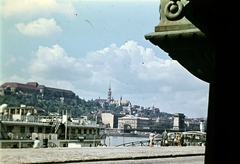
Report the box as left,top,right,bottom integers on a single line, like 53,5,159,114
0,146,205,164
75,153,205,164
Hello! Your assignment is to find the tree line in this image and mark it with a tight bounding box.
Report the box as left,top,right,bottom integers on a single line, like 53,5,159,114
0,88,98,117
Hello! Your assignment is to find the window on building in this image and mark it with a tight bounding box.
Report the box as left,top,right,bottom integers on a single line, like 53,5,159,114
80,129,83,134
10,108,15,114
38,127,42,133
7,126,14,132
20,126,25,133
71,128,75,133
89,129,92,134
84,129,87,134
46,127,50,133
29,127,34,133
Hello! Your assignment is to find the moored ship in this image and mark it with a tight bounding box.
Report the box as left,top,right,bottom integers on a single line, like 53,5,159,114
0,104,106,148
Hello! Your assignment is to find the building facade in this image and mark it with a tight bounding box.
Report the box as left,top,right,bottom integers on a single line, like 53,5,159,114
101,113,124,128
118,115,151,129
1,82,76,102
101,113,114,128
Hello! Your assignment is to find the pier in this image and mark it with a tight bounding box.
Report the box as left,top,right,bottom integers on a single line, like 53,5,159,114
0,146,205,163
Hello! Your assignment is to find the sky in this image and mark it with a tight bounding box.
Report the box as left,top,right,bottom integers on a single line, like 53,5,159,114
0,0,209,118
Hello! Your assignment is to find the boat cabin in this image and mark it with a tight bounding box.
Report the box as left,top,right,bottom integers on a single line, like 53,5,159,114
0,105,106,148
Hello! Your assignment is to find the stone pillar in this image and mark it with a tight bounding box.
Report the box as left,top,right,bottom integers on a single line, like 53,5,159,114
200,120,205,132
173,113,185,131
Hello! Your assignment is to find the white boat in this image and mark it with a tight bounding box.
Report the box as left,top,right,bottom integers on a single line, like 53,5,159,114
0,104,106,148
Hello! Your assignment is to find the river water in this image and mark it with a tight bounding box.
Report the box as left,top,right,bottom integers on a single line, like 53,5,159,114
102,136,149,147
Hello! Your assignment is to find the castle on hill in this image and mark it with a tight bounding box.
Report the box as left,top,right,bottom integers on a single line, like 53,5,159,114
0,82,75,103
94,83,132,114
94,82,160,115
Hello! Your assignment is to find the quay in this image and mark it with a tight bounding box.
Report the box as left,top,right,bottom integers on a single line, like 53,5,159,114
0,146,205,164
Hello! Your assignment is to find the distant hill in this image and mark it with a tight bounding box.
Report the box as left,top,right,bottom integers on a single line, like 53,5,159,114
1,82,76,103
0,82,175,120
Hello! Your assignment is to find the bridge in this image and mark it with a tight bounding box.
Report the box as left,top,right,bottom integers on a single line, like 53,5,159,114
123,128,181,134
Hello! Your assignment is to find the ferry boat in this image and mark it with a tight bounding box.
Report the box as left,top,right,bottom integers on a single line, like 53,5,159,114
0,104,106,148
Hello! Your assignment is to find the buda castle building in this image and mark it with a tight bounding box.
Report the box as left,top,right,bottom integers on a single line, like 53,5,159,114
95,83,131,109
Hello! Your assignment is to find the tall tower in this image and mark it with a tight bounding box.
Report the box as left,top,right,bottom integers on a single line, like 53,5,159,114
119,95,122,106
200,120,205,132
173,113,185,131
107,82,112,103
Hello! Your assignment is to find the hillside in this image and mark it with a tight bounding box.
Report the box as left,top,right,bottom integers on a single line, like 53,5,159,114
0,90,204,131
0,88,92,116
0,89,173,118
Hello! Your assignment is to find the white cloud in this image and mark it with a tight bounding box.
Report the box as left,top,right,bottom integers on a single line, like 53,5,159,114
0,75,27,85
15,18,62,37
4,55,16,66
28,44,92,80
1,0,77,19
19,40,208,118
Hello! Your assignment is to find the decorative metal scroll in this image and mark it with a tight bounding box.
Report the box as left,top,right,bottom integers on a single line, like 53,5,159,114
164,0,184,21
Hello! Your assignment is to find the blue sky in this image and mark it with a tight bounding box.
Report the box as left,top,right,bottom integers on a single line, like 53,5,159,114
0,0,209,118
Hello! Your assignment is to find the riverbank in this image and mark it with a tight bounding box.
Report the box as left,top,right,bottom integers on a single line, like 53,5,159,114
0,146,205,164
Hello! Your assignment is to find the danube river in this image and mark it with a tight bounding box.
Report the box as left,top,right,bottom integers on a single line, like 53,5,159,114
102,136,149,147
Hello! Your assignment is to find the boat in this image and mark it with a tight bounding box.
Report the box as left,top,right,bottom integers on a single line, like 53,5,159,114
0,104,106,148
